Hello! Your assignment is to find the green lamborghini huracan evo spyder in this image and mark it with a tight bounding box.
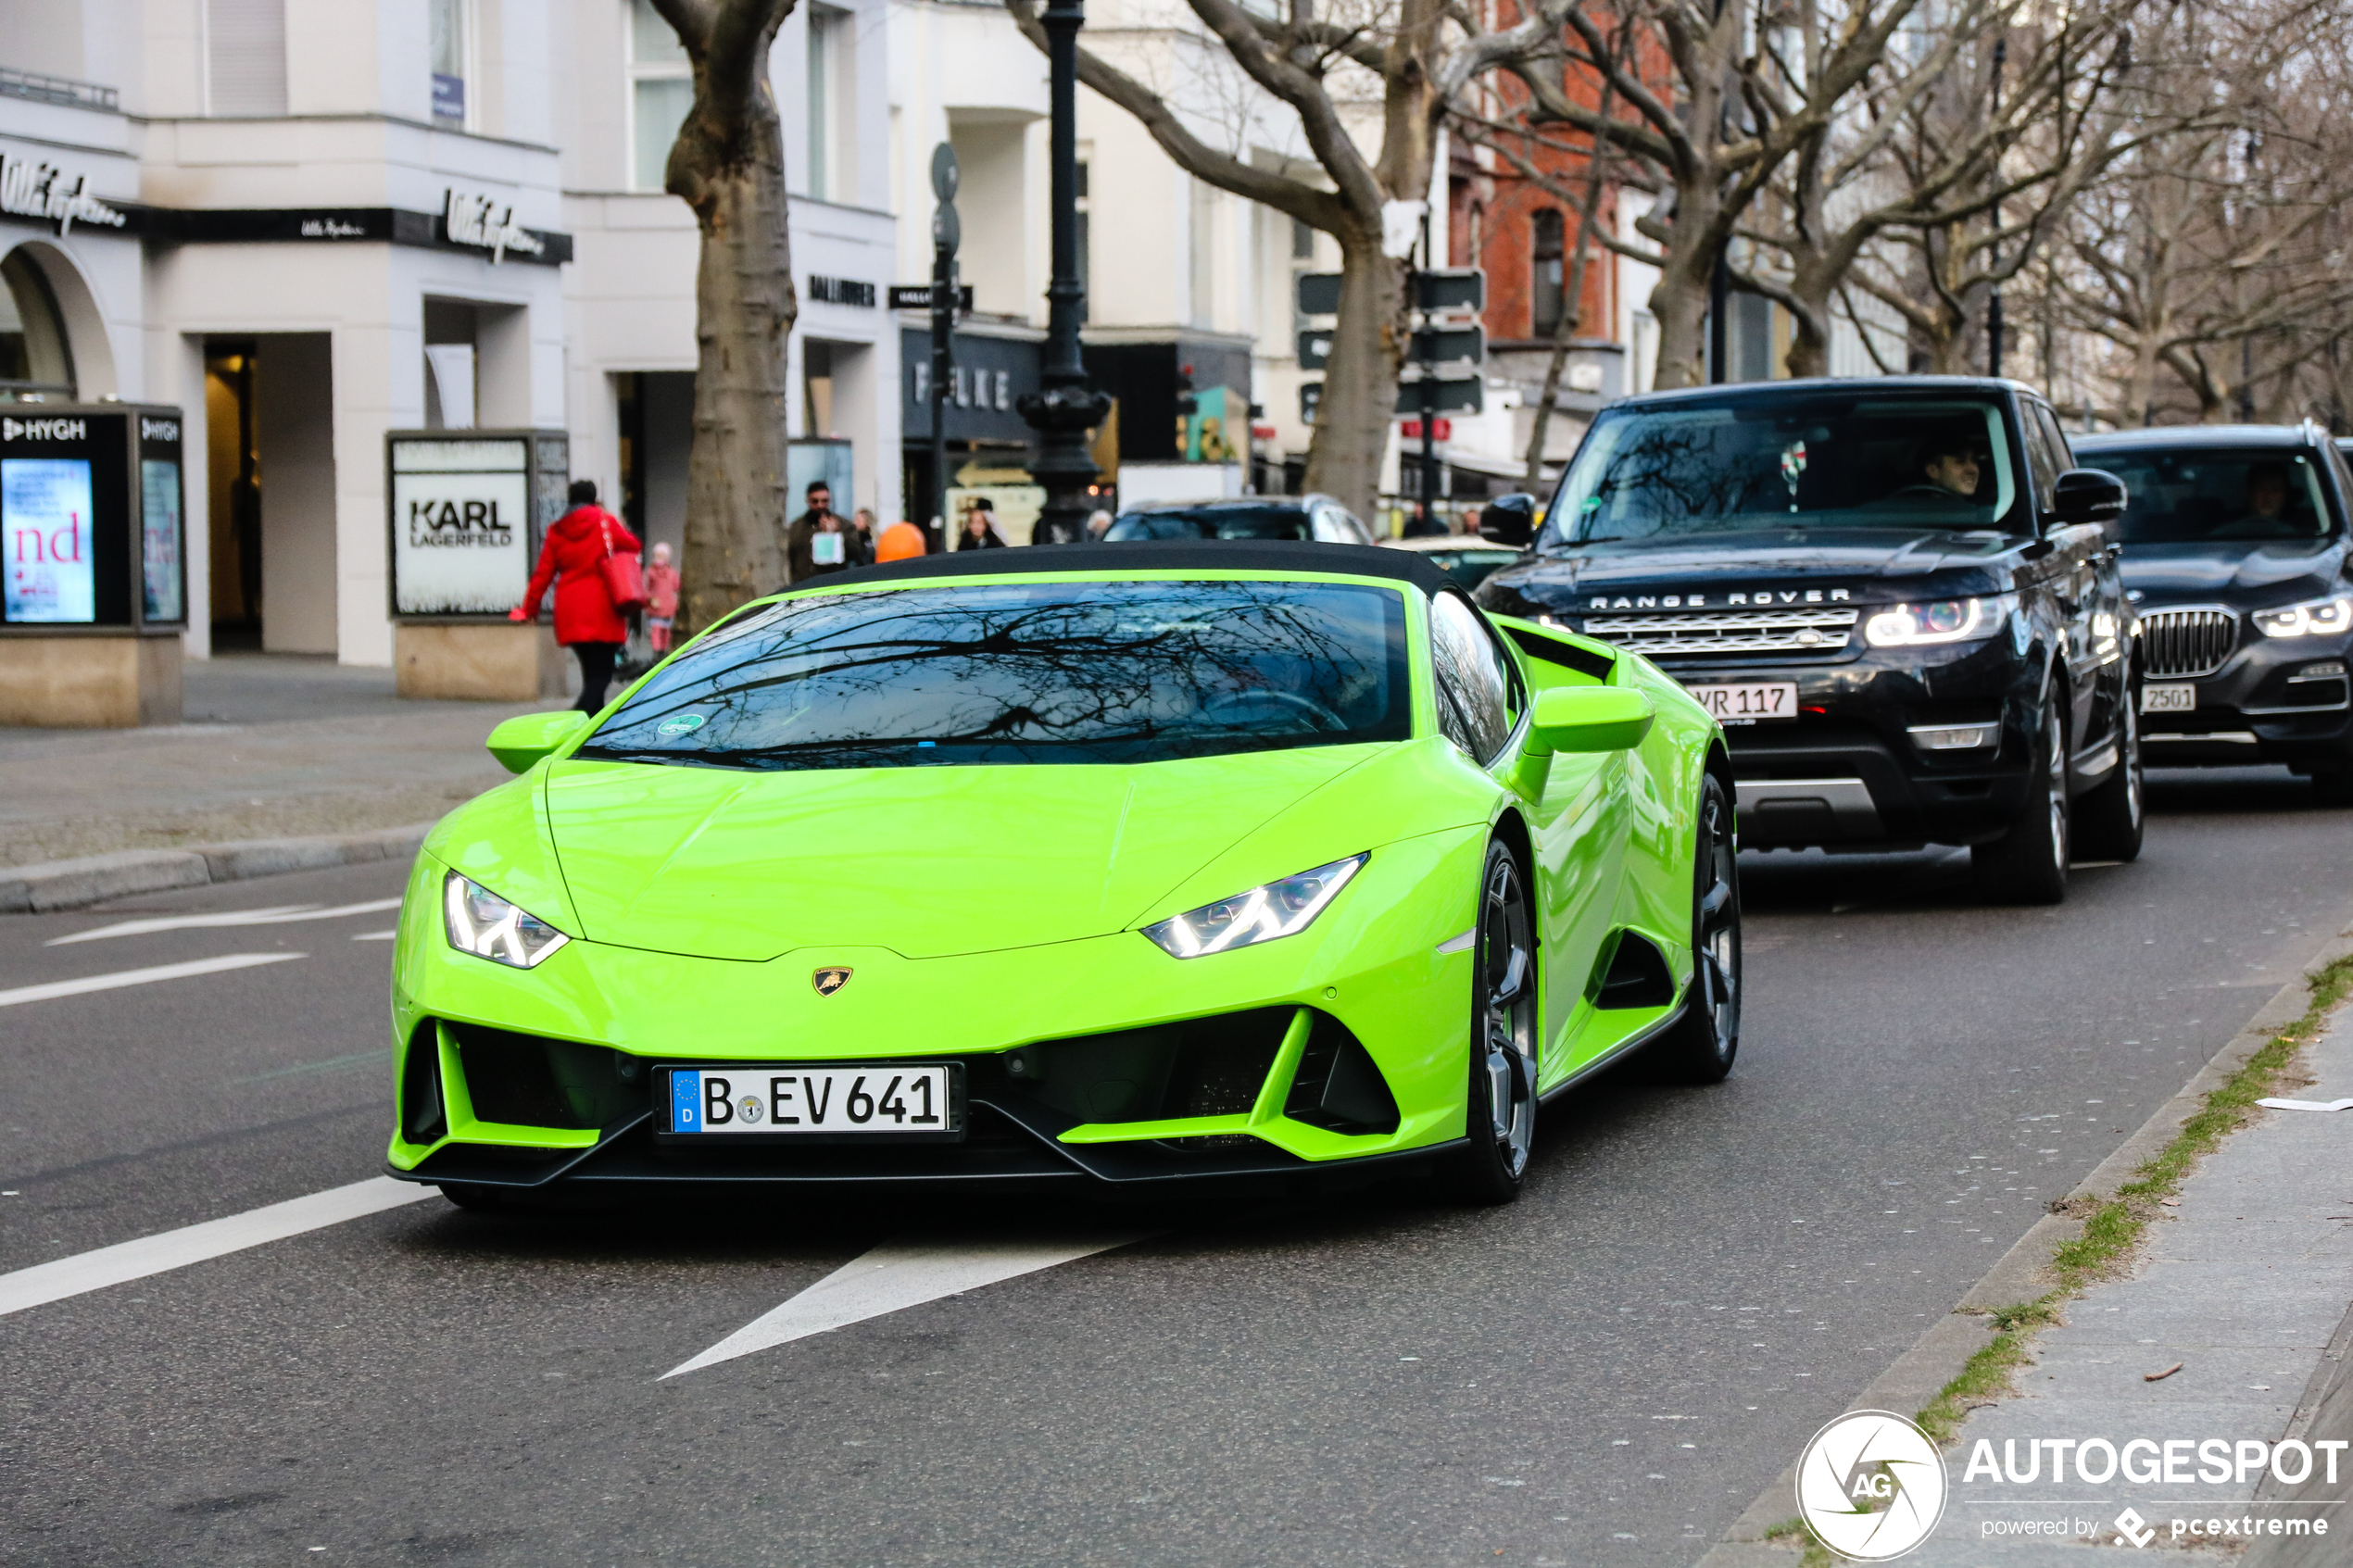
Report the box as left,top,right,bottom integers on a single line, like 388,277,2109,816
385,541,1738,1205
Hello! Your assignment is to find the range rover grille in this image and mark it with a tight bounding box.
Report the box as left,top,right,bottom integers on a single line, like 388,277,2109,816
1582,606,1858,656
2138,608,2236,679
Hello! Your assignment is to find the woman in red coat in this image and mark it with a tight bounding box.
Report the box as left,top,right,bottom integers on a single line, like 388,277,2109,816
511,478,642,712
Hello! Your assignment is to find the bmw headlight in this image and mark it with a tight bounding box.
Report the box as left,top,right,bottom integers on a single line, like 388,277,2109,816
2252,594,2353,638
1141,854,1367,959
1863,595,2010,647
443,872,571,969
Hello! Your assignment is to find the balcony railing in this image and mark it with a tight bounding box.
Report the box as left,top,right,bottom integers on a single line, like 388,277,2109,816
0,67,120,112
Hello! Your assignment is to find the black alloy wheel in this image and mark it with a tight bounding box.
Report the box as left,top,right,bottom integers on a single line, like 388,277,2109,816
2073,686,2145,862
1454,840,1539,1204
1652,772,1742,1085
1974,698,2070,905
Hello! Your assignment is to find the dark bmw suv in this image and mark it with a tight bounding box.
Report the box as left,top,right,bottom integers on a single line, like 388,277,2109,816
1475,377,2141,903
2075,425,2352,803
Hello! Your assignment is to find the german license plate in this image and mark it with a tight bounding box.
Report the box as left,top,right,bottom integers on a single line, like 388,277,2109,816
1685,681,1798,724
660,1063,963,1139
2142,684,2196,713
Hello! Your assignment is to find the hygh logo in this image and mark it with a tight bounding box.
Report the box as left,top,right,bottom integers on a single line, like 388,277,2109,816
1796,1411,1949,1561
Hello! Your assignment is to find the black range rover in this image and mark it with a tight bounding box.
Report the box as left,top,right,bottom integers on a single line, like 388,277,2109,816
2074,425,2353,803
1475,377,2142,903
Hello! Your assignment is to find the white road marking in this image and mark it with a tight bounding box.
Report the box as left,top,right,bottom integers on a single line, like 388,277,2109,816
350,930,397,941
49,898,402,946
661,1233,1153,1379
0,1176,434,1318
0,952,304,1010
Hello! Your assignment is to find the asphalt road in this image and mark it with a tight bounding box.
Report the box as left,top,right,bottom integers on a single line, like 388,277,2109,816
3,766,2348,1568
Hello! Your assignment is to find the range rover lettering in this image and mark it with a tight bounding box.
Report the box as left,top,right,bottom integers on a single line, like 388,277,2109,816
2077,425,2353,804
1474,377,2141,903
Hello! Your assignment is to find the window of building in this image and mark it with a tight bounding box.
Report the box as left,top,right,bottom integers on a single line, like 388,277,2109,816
805,6,855,202
0,250,75,401
429,0,470,130
1531,209,1566,337
205,0,287,116
629,0,692,193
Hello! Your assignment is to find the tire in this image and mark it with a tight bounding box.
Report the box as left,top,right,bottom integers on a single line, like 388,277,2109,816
1973,698,2070,905
2313,768,2353,808
2072,694,2144,862
1452,839,1539,1205
438,1182,504,1211
1650,773,1742,1085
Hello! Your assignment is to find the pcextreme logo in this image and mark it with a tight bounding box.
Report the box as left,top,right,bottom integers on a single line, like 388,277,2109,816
1795,1411,1949,1562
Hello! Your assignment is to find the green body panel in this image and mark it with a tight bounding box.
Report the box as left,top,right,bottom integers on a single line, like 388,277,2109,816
388,567,1726,1180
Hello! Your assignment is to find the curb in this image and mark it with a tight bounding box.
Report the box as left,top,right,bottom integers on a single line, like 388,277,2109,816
0,823,434,914
1696,922,2353,1564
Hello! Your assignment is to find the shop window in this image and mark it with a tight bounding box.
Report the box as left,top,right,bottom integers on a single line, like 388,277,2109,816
629,0,692,192
1531,209,1566,337
429,0,471,130
0,250,75,402
205,0,287,116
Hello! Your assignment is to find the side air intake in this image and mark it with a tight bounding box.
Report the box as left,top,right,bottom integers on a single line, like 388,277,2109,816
1590,931,1675,1010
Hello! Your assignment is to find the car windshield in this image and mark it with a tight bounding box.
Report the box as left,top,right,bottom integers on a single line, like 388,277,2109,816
575,578,1410,771
2087,448,2335,544
1545,394,2020,546
1108,506,1312,541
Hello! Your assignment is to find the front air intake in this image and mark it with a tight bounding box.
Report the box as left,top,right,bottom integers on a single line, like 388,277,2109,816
444,1022,643,1130
2139,608,2237,679
399,1022,447,1145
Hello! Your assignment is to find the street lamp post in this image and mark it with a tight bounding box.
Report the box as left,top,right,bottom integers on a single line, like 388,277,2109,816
1018,0,1111,545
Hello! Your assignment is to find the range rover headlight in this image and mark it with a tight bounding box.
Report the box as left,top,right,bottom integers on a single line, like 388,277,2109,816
1863,595,2009,647
443,872,571,969
2252,595,2353,638
1141,854,1367,959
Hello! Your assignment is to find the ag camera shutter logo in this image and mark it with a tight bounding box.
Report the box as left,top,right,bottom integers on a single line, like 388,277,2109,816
1795,1410,1949,1561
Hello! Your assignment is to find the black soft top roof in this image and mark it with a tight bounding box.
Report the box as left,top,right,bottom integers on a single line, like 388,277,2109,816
801,539,1457,596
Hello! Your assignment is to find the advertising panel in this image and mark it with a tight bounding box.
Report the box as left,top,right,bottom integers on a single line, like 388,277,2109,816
138,413,185,625
3,457,95,622
390,436,532,616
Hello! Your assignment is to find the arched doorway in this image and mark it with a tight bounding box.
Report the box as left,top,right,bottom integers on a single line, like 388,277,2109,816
0,246,76,401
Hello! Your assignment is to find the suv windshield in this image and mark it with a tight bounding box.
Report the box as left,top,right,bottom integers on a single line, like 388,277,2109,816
1546,394,2020,546
2090,448,2335,544
576,579,1409,771
1109,506,1311,541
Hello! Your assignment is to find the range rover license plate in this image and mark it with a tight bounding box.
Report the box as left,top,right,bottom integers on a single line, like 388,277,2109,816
661,1063,963,1138
2141,684,2196,713
1684,681,1798,724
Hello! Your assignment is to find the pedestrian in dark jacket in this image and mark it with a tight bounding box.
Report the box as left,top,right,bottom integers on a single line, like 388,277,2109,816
786,481,870,582
957,497,1009,550
512,478,642,713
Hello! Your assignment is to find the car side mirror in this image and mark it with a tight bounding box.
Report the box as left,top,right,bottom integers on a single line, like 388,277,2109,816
486,709,589,774
2052,468,2127,535
1527,684,1654,755
1480,493,1538,547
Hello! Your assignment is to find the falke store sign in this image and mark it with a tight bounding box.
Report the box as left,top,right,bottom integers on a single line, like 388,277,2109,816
0,153,126,236
442,189,545,265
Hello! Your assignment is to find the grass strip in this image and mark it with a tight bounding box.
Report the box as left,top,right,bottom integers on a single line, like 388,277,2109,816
1912,950,2353,1446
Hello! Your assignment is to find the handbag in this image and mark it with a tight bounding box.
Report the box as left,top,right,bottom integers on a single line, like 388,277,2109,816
598,514,647,612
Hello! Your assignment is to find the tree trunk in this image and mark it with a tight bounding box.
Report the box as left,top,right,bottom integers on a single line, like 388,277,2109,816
1648,256,1714,391
1302,232,1410,522
654,0,799,637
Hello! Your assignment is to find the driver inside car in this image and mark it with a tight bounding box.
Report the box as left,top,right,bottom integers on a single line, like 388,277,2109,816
1891,437,1982,504
2213,461,2302,538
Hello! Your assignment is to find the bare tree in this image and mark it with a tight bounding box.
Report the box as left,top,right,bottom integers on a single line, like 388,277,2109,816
1500,0,1936,389
1005,0,1569,519
648,0,799,633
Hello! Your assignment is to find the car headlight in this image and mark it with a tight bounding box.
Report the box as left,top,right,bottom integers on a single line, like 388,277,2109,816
1863,596,2008,647
1141,854,1367,959
443,872,571,969
2252,595,2353,638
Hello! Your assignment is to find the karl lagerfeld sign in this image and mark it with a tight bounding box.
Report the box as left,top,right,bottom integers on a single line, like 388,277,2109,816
0,154,127,236
390,435,532,616
442,188,544,264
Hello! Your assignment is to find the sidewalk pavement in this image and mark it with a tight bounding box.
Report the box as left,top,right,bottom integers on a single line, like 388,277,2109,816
1890,995,2353,1563
0,653,561,870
